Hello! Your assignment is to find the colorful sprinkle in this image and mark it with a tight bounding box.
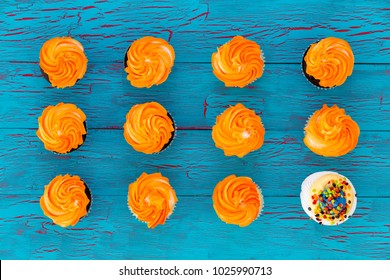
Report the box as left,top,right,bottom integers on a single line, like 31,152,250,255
313,178,350,223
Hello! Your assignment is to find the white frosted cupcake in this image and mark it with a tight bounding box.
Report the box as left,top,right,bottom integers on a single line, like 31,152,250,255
300,171,357,226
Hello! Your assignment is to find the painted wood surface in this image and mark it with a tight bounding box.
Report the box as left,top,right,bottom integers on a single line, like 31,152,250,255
0,0,389,260
1,0,389,63
1,129,390,197
0,196,389,260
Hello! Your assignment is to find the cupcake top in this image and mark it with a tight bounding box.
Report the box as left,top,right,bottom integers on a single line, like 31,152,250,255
124,36,175,88
123,102,175,154
213,175,263,227
303,37,354,88
300,172,357,226
304,104,360,157
40,174,91,227
36,102,87,154
211,36,264,88
40,37,88,88
212,103,265,158
128,172,178,229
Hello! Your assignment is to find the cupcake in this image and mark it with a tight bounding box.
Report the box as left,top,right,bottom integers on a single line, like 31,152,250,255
40,37,88,88
40,174,91,227
124,36,175,88
211,36,265,88
212,103,265,158
36,102,87,154
302,37,354,89
300,171,357,226
128,172,178,229
123,102,175,154
304,104,360,157
213,175,263,227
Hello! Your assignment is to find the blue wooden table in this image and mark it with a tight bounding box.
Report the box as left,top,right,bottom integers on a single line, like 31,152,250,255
0,0,389,260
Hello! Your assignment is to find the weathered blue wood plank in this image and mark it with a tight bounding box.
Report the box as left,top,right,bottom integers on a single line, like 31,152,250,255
0,0,389,63
1,129,389,197
1,63,389,130
0,0,389,262
0,195,389,260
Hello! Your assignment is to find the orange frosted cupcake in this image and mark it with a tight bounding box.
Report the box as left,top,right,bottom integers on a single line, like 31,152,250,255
212,103,265,158
211,36,265,88
124,36,175,88
40,174,91,227
302,37,354,89
123,102,175,154
213,175,263,227
304,104,360,157
36,102,87,154
128,172,178,229
40,37,88,88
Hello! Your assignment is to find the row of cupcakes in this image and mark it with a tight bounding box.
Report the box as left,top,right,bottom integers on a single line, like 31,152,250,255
37,101,360,157
40,171,357,228
40,35,354,89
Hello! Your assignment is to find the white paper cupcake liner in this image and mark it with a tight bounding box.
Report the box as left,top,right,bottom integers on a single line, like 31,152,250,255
256,183,265,220
300,171,357,226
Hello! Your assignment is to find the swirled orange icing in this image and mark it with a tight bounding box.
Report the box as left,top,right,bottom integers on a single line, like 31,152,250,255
40,174,90,227
304,104,360,157
212,103,265,158
123,102,174,154
36,102,87,154
304,37,354,88
128,172,178,229
213,175,263,227
125,36,175,88
211,36,264,88
40,37,88,88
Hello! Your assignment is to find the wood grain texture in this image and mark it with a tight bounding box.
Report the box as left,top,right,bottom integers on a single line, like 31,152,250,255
1,63,389,130
0,0,389,260
0,0,389,63
1,129,390,197
0,195,389,260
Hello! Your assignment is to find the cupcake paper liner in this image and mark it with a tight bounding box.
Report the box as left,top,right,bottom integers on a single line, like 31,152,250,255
255,183,265,221
78,178,93,224
123,45,131,68
300,171,357,226
302,111,314,142
159,112,176,154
